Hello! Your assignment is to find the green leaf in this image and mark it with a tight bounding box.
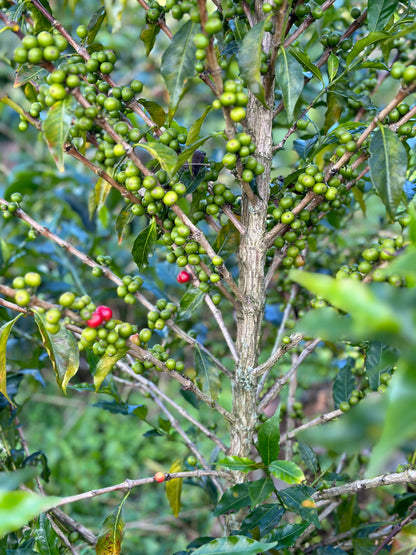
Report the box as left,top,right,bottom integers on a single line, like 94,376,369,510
327,52,339,82
140,25,161,56
368,357,416,476
138,99,166,128
33,310,79,394
212,221,241,261
384,245,416,285
248,478,275,508
161,20,197,121
297,442,319,475
0,468,38,490
0,314,23,404
333,359,356,408
288,47,324,84
216,456,260,473
346,32,389,67
174,133,220,174
35,513,60,555
239,504,285,537
115,205,135,244
94,177,112,214
278,485,319,527
368,0,399,32
324,92,342,133
186,106,213,146
43,97,74,172
369,126,407,220
290,270,401,336
13,65,49,87
194,345,221,400
28,0,53,33
192,536,277,554
365,342,399,390
177,287,205,322
213,483,251,516
238,20,268,107
95,493,128,555
0,491,61,537
268,461,305,485
275,48,304,121
131,217,157,270
134,143,177,177
264,522,309,547
87,6,106,44
166,458,182,517
94,348,129,391
257,409,280,466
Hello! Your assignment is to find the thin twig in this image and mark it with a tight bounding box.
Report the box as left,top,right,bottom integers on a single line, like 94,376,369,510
372,502,416,555
205,295,238,362
252,332,304,379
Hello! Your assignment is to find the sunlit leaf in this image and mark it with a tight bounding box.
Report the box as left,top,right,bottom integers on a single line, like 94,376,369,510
87,6,106,44
134,142,177,177
191,536,277,555
0,314,23,404
275,48,304,121
131,217,157,270
138,99,166,128
0,491,61,537
257,409,280,466
43,97,75,172
238,19,268,107
327,52,339,82
368,0,399,31
94,348,129,390
268,460,305,484
28,0,53,33
346,32,389,67
216,456,260,473
166,458,182,517
140,24,161,56
177,287,205,322
186,106,213,146
289,47,324,84
369,126,407,220
14,65,49,87
194,345,220,400
33,310,79,394
96,493,128,555
115,204,134,244
161,20,197,120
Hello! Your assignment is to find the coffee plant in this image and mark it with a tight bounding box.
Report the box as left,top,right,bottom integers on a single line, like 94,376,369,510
1,0,416,552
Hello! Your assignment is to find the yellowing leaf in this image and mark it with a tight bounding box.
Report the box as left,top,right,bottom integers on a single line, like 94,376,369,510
96,494,128,555
166,458,182,517
0,315,23,404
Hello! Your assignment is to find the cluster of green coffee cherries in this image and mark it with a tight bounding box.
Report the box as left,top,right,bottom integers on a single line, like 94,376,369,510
144,298,178,331
336,235,408,285
131,342,185,375
221,130,265,181
1,193,23,219
114,275,144,305
12,272,42,308
212,81,249,123
13,30,68,65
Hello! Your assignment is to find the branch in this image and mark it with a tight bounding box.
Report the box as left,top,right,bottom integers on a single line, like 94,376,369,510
251,332,304,379
51,470,231,509
280,409,342,444
135,0,173,39
372,502,416,555
205,295,238,362
313,469,416,501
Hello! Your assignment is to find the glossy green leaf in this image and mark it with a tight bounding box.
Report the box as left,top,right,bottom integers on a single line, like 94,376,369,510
239,504,285,537
275,48,304,121
238,20,268,107
194,345,221,400
278,485,319,527
115,205,135,244
186,106,213,146
268,461,305,485
264,522,309,547
327,52,339,82
365,342,399,390
0,314,23,404
298,442,319,475
346,32,389,67
213,483,251,516
35,513,60,555
94,177,112,214
212,221,241,261
369,126,407,220
166,458,182,517
216,456,260,473
368,0,399,31
28,0,52,33
14,65,49,87
140,24,160,56
333,359,356,408
33,310,79,394
132,217,157,270
192,536,277,554
94,348,129,391
134,143,177,177
95,493,128,555
248,478,275,508
368,357,416,476
0,491,61,537
257,409,280,466
290,270,401,336
288,47,324,84
138,99,166,128
87,6,106,44
43,97,74,172
384,245,416,285
161,20,197,120
177,287,205,322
